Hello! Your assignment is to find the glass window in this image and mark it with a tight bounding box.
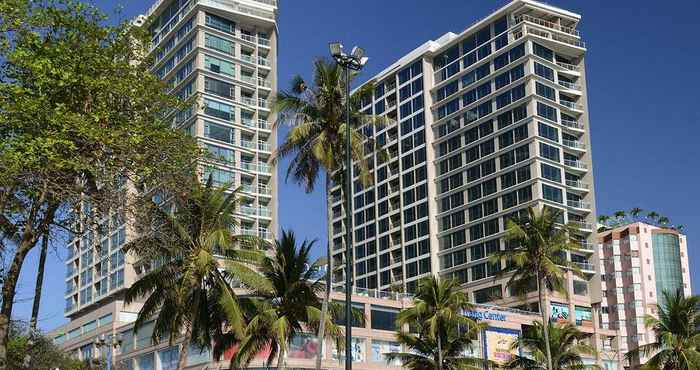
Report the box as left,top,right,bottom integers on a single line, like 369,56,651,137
539,143,560,162
371,340,401,364
541,163,562,183
204,54,235,76
542,184,563,203
187,344,212,365
205,33,234,55
371,306,399,331
203,121,234,143
536,82,556,101
535,62,555,81
537,102,558,122
533,42,554,61
538,122,559,141
205,13,235,34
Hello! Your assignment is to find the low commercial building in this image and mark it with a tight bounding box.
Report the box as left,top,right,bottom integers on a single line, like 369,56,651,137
50,287,621,370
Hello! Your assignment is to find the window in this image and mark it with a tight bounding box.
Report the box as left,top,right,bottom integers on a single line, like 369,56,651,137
371,306,399,330
542,184,563,203
204,99,234,121
541,164,562,183
474,285,502,303
205,33,234,55
204,55,235,76
539,143,560,162
205,13,235,34
204,121,234,143
471,263,486,281
536,82,556,101
204,77,234,99
538,122,559,142
535,62,555,81
537,102,557,121
533,42,554,61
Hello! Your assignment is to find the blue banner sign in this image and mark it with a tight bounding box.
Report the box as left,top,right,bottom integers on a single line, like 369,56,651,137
464,310,507,321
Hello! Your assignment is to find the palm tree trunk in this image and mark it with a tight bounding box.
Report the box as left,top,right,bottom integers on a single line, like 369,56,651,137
316,176,332,370
276,344,286,370
176,328,192,370
436,333,443,370
537,274,554,370
29,231,49,333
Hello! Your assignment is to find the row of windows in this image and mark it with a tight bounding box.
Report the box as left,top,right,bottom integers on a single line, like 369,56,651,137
441,238,500,269
155,17,193,63
155,38,193,79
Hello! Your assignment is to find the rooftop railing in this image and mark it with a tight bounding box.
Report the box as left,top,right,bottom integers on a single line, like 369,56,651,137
514,14,580,37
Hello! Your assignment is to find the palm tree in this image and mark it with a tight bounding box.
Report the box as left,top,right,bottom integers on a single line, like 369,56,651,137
675,225,685,232
629,207,643,221
385,323,484,370
123,177,270,370
597,214,610,226
489,207,583,370
658,216,670,227
396,276,481,370
613,210,626,224
506,321,599,370
273,58,387,369
625,290,700,370
647,211,660,223
230,230,344,370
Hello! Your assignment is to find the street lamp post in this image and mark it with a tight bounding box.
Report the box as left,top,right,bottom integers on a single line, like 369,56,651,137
329,42,368,370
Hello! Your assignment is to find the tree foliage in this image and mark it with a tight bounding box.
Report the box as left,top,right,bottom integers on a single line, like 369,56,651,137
6,321,90,370
0,0,201,367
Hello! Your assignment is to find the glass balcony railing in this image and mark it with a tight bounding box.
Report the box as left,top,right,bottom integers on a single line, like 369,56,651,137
240,140,256,149
563,139,586,150
258,37,271,47
560,100,584,111
556,61,580,72
567,200,592,210
564,159,588,169
257,142,271,152
258,119,271,130
239,54,255,64
258,57,270,67
566,180,589,189
558,80,581,91
561,119,584,130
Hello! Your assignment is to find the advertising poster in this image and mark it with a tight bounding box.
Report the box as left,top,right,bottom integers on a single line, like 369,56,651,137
371,340,401,365
575,306,593,328
332,337,366,362
550,303,570,323
288,333,319,359
483,327,520,365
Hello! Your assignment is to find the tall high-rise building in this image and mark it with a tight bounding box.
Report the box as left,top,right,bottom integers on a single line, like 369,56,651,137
598,222,692,368
56,0,278,357
329,0,601,333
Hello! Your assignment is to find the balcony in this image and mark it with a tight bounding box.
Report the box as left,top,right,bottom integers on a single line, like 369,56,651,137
566,179,589,189
570,220,593,232
526,27,586,49
514,14,580,37
240,139,256,150
258,57,270,67
239,54,255,64
567,200,591,210
239,33,257,44
563,139,586,150
258,119,271,130
564,159,588,170
258,142,272,152
257,185,272,195
240,75,256,85
251,0,276,6
574,262,596,273
578,241,595,252
560,100,584,111
556,61,580,72
558,80,581,91
561,118,584,130
241,96,257,107
258,99,271,109
258,37,271,48
241,117,255,128
258,78,271,88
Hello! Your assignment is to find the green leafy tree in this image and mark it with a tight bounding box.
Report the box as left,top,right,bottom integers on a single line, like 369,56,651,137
625,290,700,370
385,324,484,370
658,216,671,227
613,210,627,224
229,230,343,370
124,178,270,370
505,321,599,370
0,1,200,367
273,58,388,369
6,321,90,370
488,207,583,370
647,211,660,223
630,207,643,221
395,276,482,370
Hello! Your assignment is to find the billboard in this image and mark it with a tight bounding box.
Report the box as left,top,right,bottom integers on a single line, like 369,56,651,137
550,303,570,323
483,327,520,365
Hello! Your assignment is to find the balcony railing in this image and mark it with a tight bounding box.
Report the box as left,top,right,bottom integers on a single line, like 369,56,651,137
566,180,589,189
567,200,592,210
564,159,588,169
514,14,580,37
258,78,271,88
258,57,270,66
578,241,595,252
560,100,584,111
258,99,270,108
563,139,586,150
570,220,593,230
258,37,271,47
239,54,255,64
558,80,581,90
241,161,272,173
240,140,256,149
527,27,586,48
239,33,256,43
258,142,271,152
574,262,596,272
241,96,257,107
258,119,271,130
241,117,255,127
556,61,580,72
240,75,256,85
251,0,276,6
561,119,584,130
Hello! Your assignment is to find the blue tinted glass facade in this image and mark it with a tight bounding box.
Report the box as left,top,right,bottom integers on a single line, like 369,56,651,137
652,233,684,299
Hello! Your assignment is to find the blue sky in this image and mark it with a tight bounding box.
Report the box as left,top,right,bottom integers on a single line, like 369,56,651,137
12,0,700,332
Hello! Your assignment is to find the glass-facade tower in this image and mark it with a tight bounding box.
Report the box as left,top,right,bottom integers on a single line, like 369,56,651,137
329,0,600,324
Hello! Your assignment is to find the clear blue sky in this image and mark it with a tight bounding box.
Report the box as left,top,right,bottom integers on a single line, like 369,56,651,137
13,0,700,332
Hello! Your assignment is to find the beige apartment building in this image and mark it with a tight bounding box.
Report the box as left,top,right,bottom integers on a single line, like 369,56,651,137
598,222,692,368
58,0,279,353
